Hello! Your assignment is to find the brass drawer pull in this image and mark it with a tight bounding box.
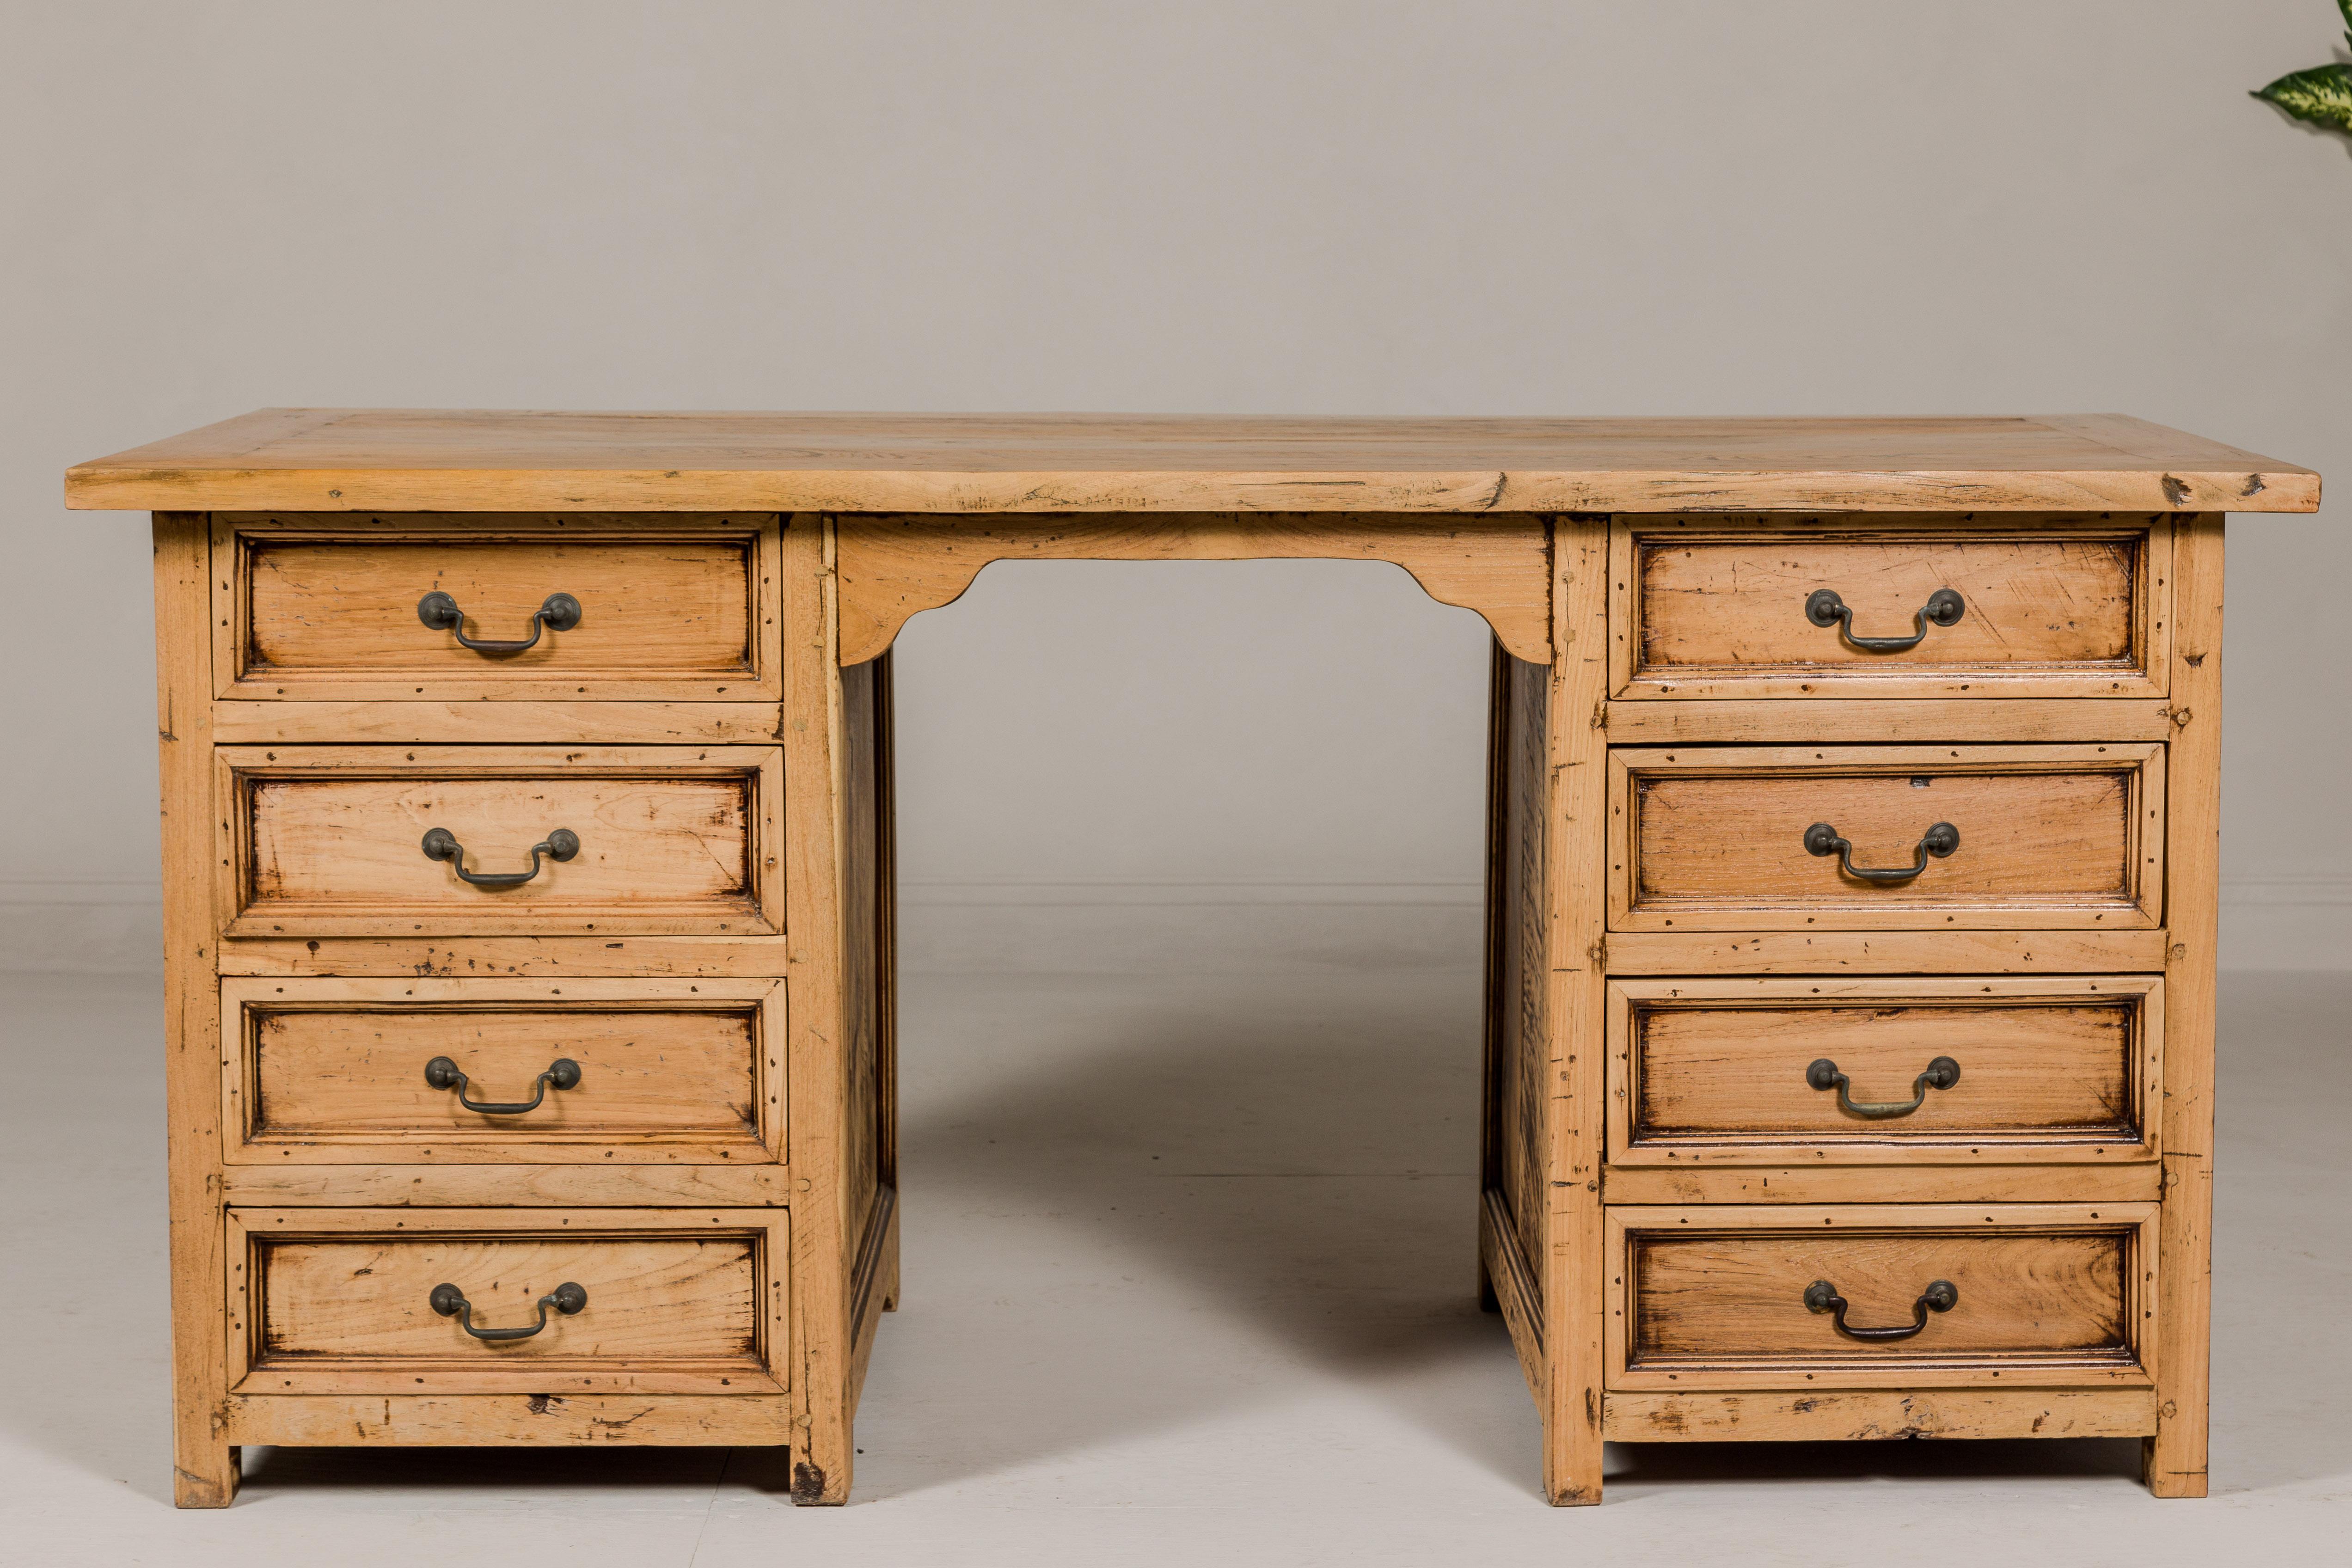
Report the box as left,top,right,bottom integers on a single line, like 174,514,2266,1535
421,826,579,887
1803,1278,1957,1342
424,1055,582,1115
1806,1054,1960,1119
416,590,582,654
429,1281,588,1342
1806,586,1964,652
1803,820,1958,882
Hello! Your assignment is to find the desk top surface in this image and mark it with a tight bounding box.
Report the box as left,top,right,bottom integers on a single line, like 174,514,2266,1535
66,409,2318,515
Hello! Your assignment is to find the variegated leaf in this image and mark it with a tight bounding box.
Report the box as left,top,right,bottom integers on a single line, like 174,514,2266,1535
2253,63,2352,136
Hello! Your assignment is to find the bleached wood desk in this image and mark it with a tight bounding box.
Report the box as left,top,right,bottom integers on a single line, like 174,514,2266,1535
66,411,2317,1506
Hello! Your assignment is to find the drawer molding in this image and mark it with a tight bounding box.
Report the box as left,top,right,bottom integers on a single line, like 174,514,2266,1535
226,1207,791,1396
214,745,786,938
212,513,784,702
219,977,786,1166
1607,744,2166,932
1606,976,2162,1167
1609,514,2173,700
1604,1203,2159,1392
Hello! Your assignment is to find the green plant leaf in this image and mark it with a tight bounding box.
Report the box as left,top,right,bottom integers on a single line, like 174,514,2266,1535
2254,63,2352,135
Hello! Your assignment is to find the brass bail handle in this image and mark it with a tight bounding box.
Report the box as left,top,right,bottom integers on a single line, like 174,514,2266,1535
429,1281,588,1341
1803,1279,1959,1342
421,827,580,888
1806,587,1964,652
1803,821,1959,883
417,590,582,655
424,1055,583,1115
1806,1055,1960,1119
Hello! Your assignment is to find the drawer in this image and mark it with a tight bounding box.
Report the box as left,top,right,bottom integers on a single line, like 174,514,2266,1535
220,977,784,1164
1604,1204,2156,1390
1606,977,2161,1166
1607,744,2164,931
212,513,782,701
1609,515,2171,699
227,1208,790,1394
216,745,784,937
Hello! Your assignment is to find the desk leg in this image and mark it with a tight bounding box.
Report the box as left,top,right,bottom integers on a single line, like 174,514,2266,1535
2147,514,2222,1498
1540,518,1610,1506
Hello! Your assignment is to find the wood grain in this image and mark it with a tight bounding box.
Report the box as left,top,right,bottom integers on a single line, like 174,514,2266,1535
217,745,784,938
1605,929,2170,975
227,1208,788,1396
835,513,1553,663
223,1392,796,1447
64,410,2320,514
1605,1204,2157,1390
1540,518,1612,1504
1601,698,2181,745
1610,745,2164,931
1611,515,2168,699
2148,514,2223,1497
1603,1388,2156,1442
1608,976,2160,1165
223,1164,795,1207
214,514,780,701
220,976,783,1164
153,514,239,1506
212,700,788,746
219,936,791,978
1603,1164,2162,1206
780,514,854,1504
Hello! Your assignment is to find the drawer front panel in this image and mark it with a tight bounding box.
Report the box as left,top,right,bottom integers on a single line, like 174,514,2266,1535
221,977,784,1164
1608,745,2163,931
228,1208,789,1394
1610,515,2170,699
214,514,782,700
217,746,784,937
1608,977,2160,1165
1605,1204,2156,1390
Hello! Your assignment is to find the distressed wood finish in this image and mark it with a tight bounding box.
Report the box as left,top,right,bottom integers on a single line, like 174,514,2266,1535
1609,744,2165,932
836,513,1553,664
213,514,782,701
153,514,240,1505
223,1392,796,1447
216,745,785,938
1604,1388,2156,1442
219,936,794,979
1600,697,2181,745
1604,1164,2162,1206
1539,519,1613,1504
227,1207,789,1395
1605,928,2170,975
1608,976,2160,1165
1606,1204,2158,1391
778,514,856,1504
2147,514,2224,1497
86,417,2297,1509
220,977,784,1164
1611,514,2170,699
67,410,2317,514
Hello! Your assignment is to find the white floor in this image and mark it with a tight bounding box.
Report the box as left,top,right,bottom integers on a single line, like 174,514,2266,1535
2,964,2346,1566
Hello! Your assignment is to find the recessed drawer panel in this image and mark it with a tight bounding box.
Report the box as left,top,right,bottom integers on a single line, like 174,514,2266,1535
227,1208,789,1395
1607,977,2160,1166
220,977,784,1164
1605,1204,2156,1390
216,746,784,938
214,513,782,700
1607,745,2163,931
1610,515,2170,699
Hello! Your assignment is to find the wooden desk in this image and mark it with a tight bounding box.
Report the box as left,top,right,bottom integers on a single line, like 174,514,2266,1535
67,410,2319,1507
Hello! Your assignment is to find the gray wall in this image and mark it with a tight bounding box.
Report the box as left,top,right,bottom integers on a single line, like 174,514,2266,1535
4,1,2346,971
